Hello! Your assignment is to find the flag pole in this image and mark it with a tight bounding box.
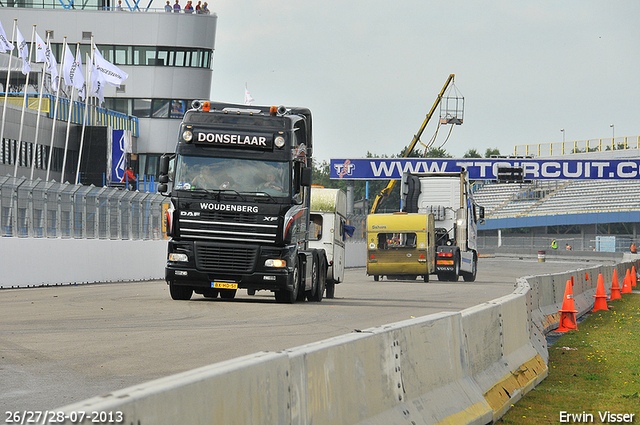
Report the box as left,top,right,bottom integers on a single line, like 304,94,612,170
61,42,80,184
75,51,90,185
30,29,48,180
14,24,35,178
46,36,67,182
90,37,96,128
0,19,16,155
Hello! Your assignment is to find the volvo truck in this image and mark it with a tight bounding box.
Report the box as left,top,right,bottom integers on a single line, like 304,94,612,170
401,169,484,281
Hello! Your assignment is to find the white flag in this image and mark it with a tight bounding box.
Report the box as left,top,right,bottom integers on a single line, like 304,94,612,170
62,44,75,87
73,48,85,100
35,32,47,63
47,39,59,92
0,21,14,53
244,85,255,105
91,61,106,105
93,44,128,87
16,27,31,75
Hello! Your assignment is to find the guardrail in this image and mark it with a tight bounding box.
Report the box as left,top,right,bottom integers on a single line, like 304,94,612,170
49,256,640,424
0,93,139,137
514,136,640,157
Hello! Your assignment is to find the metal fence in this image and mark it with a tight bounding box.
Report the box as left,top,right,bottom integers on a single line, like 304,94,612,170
477,234,635,253
0,176,166,240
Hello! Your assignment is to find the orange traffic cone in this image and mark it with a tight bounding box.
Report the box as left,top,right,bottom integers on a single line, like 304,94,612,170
622,269,632,294
557,280,578,332
632,266,637,288
592,273,608,312
611,269,622,300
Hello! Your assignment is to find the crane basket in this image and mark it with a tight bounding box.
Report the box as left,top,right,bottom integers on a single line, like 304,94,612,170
439,82,464,125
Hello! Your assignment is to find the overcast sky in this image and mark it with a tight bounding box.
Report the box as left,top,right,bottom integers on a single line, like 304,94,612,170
209,1,640,164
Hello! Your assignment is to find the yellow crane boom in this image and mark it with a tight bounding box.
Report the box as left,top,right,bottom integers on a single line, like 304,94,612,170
369,74,455,214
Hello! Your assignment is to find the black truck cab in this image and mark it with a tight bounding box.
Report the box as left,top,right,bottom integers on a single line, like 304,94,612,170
159,101,326,303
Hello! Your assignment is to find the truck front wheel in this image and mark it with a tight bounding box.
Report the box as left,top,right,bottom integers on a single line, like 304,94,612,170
462,253,477,282
169,281,193,300
275,257,300,304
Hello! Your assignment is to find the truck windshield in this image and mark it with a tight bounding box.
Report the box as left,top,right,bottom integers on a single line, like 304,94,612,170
173,155,290,196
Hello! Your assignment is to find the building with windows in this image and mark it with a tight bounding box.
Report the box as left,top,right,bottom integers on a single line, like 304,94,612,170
0,3,217,183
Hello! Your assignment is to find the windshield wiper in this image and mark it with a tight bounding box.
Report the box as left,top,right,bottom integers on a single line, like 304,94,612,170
253,191,277,203
176,187,217,199
216,189,247,202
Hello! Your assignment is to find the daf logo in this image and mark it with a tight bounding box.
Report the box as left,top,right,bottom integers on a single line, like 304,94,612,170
180,211,201,217
263,216,278,222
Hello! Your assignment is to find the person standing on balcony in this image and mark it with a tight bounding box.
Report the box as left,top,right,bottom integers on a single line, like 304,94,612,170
122,167,137,190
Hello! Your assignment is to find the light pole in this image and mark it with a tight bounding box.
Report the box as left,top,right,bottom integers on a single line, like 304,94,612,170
561,128,565,143
610,124,615,139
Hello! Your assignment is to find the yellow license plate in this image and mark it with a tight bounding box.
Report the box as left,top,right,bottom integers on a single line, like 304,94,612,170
212,281,238,290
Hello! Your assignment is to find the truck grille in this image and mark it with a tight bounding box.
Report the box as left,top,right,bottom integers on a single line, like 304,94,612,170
178,211,278,244
195,244,258,273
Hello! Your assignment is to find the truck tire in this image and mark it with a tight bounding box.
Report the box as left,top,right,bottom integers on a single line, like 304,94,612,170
310,253,325,302
423,274,429,283
462,253,477,282
275,257,300,304
306,252,319,301
325,281,335,299
449,252,461,281
169,281,193,300
373,275,380,282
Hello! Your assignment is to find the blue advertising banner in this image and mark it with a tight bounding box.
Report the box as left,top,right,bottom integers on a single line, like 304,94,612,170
110,129,127,183
330,158,640,180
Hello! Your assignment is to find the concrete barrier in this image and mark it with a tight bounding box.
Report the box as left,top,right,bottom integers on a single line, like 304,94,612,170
1,239,364,289
49,258,640,425
0,238,167,288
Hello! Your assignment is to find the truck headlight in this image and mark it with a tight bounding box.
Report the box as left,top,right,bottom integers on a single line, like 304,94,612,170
265,259,286,268
169,253,188,262
182,130,193,142
274,136,285,148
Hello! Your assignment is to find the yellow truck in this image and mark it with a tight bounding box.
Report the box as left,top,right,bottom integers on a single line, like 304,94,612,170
366,212,435,282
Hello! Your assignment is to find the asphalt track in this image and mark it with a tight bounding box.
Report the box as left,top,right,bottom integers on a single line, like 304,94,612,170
0,257,610,415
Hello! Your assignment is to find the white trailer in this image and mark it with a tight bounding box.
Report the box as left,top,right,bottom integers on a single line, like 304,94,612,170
309,187,347,298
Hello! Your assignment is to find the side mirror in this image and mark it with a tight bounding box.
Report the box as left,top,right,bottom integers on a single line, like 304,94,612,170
158,183,168,194
159,155,170,175
477,205,485,220
301,166,312,187
158,175,169,184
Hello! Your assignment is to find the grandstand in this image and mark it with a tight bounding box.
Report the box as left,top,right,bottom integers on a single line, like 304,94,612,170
475,152,640,252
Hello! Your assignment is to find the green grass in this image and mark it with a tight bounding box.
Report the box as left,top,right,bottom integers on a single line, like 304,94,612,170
499,293,640,424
